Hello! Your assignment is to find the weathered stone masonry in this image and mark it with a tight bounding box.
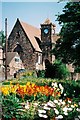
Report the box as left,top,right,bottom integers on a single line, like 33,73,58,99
8,19,37,70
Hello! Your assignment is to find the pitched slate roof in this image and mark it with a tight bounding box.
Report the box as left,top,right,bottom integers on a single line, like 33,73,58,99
7,52,19,65
19,19,42,52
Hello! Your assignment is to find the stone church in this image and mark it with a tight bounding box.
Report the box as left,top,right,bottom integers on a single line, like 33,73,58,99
8,18,59,70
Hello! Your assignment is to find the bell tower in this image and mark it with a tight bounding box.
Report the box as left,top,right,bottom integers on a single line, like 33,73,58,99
41,18,56,63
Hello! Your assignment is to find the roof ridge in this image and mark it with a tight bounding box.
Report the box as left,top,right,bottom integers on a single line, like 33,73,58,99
20,20,40,31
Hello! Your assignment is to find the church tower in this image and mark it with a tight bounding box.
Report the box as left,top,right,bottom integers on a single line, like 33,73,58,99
41,18,56,64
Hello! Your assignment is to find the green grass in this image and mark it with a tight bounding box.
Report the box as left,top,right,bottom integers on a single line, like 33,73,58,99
1,76,80,87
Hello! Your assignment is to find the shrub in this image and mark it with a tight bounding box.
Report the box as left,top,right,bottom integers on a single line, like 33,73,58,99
75,66,80,73
45,59,70,79
37,70,45,78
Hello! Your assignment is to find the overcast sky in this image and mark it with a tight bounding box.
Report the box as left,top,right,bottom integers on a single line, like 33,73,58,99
1,1,67,36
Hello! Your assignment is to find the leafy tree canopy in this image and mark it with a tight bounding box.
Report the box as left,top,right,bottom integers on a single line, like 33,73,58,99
58,0,80,2
53,2,80,66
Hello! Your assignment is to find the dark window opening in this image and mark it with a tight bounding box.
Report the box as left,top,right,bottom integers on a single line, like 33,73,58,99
35,37,41,49
15,58,19,62
13,44,23,54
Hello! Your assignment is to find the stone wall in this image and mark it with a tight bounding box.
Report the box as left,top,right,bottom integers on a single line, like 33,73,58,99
8,20,37,70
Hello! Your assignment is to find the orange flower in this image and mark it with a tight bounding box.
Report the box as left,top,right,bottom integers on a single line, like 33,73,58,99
65,97,72,103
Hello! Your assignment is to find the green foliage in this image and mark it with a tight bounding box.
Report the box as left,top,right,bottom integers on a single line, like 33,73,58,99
2,77,53,86
2,95,26,119
37,70,45,78
45,59,69,79
53,59,70,79
53,2,80,66
60,80,80,100
17,70,37,79
24,103,38,120
0,31,5,47
75,66,80,73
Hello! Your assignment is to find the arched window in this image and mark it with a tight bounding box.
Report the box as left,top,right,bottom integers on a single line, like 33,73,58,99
13,43,23,54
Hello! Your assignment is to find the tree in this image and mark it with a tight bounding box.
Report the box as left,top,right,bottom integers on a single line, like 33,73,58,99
53,59,69,79
0,31,5,47
53,2,80,66
45,59,69,79
58,0,80,2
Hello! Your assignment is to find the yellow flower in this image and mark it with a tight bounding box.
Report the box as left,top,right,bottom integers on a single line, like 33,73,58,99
26,82,30,86
1,86,10,95
10,85,17,94
31,83,35,87
74,103,78,107
10,81,12,85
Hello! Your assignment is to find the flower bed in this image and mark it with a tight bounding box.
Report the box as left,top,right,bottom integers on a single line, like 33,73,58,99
1,80,80,120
